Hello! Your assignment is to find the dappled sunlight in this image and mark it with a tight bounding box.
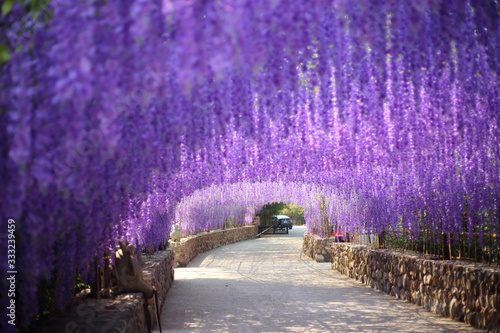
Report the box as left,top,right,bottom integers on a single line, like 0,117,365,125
157,229,482,332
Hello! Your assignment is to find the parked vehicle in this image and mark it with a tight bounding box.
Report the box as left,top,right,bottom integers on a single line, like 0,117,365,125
271,215,293,229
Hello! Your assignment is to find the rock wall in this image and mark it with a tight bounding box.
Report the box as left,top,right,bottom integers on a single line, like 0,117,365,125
303,232,338,262
35,293,149,333
35,249,175,333
36,227,256,332
169,226,258,267
330,243,500,333
141,249,175,329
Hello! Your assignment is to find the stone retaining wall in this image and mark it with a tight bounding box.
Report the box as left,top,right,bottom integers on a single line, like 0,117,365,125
36,293,148,333
330,243,500,332
35,249,175,333
141,249,175,329
303,232,338,262
170,226,258,267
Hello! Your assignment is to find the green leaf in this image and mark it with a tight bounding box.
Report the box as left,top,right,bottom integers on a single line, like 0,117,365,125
1,0,15,16
0,51,11,62
0,44,11,63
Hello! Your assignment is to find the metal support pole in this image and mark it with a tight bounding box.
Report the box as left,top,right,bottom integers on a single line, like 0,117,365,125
154,288,162,333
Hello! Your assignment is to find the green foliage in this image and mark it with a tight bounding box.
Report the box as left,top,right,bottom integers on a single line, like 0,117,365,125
2,0,15,15
279,204,305,225
34,272,57,322
382,229,500,264
257,202,305,226
0,44,11,62
1,0,55,64
257,202,288,226
224,218,236,229
2,0,53,17
32,268,90,325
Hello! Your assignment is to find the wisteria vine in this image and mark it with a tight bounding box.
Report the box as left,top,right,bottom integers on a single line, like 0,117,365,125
1,0,499,327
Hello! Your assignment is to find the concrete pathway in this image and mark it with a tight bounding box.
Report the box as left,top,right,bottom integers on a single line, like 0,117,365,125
155,226,483,333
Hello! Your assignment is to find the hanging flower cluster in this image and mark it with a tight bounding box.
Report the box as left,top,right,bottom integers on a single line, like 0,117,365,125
1,0,499,326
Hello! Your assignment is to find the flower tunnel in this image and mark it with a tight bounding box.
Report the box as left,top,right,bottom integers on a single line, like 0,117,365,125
1,0,499,326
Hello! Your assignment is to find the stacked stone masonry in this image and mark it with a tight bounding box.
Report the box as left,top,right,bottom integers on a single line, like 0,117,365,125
329,242,500,333
35,293,149,333
170,225,258,267
141,249,175,329
35,249,175,333
34,226,256,332
303,232,338,262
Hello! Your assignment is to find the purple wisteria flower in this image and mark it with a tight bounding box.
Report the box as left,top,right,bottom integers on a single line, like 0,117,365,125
0,0,498,328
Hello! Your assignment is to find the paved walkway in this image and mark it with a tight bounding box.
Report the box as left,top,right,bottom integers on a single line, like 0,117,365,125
155,226,483,333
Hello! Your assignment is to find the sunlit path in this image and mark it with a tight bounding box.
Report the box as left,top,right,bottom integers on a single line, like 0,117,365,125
155,226,482,333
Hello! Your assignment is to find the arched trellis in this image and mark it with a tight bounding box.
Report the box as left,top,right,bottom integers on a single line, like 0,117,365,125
1,0,499,327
